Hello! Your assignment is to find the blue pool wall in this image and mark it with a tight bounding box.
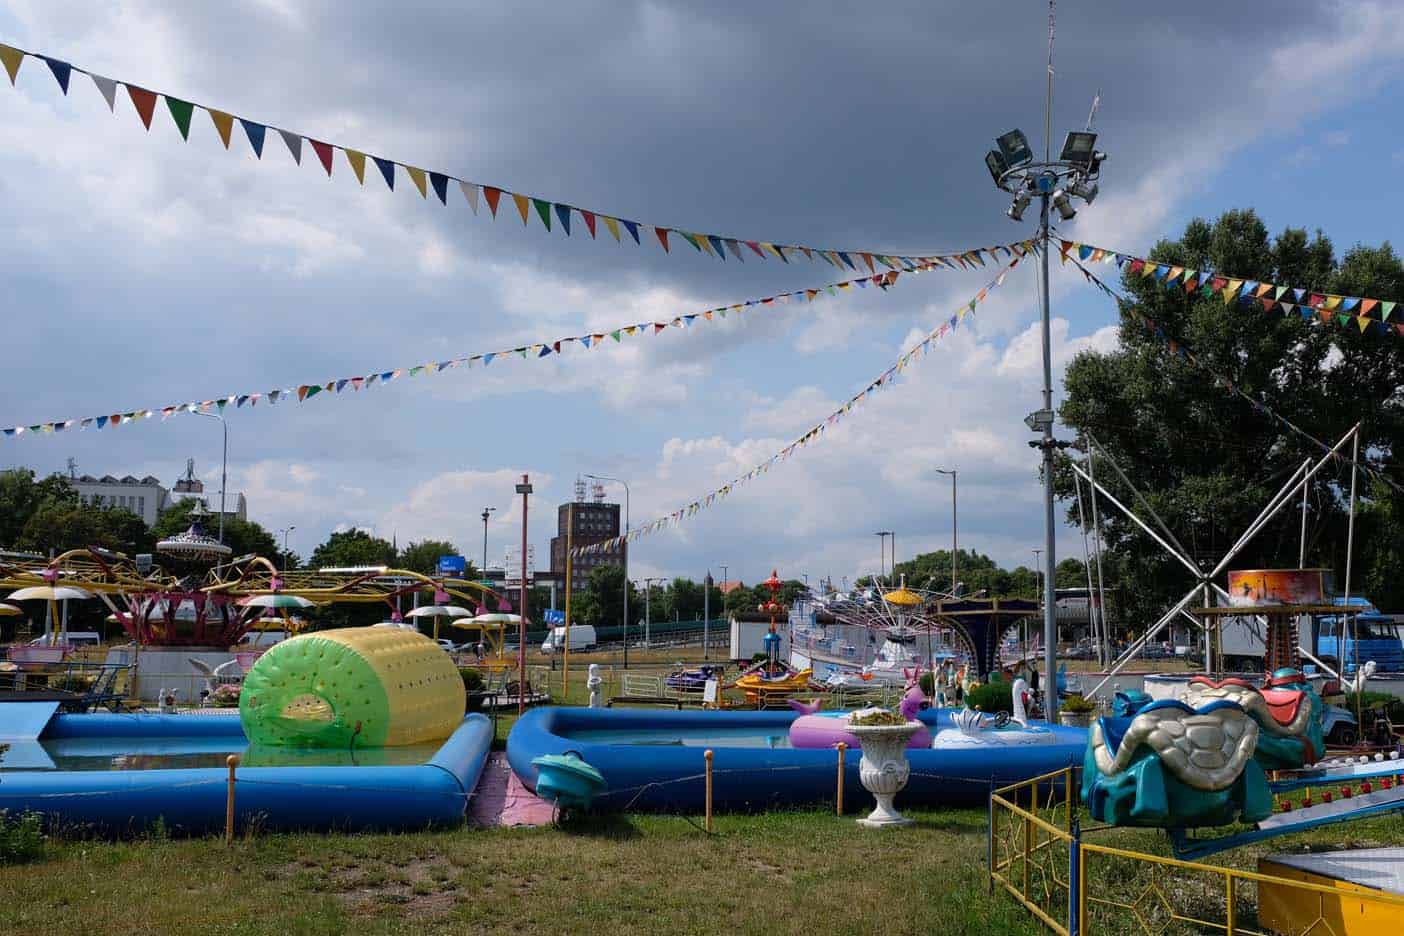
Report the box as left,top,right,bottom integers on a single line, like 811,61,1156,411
0,712,494,834
506,706,1088,812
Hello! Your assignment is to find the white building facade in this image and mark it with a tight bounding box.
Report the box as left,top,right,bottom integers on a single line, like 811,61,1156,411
71,475,170,527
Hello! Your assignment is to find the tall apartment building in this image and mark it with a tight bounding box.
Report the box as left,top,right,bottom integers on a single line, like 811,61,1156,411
549,478,626,598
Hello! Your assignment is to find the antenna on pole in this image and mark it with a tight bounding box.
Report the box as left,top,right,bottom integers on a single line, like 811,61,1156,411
1044,0,1055,161
1086,89,1101,131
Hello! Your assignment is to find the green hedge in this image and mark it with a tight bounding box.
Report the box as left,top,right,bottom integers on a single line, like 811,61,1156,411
1344,691,1404,722
965,682,1013,714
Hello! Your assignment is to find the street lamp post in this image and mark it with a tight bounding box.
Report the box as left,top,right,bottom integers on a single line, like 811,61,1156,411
703,571,713,660
986,123,1106,720
276,526,295,568
194,411,228,546
480,507,496,577
935,469,958,594
514,476,532,715
585,474,630,668
873,531,893,581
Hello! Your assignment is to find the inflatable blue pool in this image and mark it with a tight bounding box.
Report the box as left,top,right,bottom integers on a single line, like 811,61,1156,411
507,706,1087,812
0,706,494,834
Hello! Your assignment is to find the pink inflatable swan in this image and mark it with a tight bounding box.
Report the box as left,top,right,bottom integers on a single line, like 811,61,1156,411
788,669,932,750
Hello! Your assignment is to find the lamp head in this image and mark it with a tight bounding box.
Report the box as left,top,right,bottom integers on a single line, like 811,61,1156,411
985,149,1009,187
1059,131,1098,168
996,129,1033,169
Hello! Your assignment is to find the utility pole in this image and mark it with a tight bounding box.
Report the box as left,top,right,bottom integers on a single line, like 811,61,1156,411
514,475,532,714
563,503,573,691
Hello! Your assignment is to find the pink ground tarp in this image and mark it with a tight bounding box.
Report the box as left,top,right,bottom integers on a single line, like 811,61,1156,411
468,752,556,828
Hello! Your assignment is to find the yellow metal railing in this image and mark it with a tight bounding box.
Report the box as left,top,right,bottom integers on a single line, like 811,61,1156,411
990,767,1077,936
989,767,1404,936
1078,840,1404,935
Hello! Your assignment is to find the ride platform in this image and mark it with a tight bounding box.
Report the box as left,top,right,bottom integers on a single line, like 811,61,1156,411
1259,848,1404,936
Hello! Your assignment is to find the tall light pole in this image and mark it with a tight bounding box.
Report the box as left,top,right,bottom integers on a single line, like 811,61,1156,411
480,507,496,577
276,526,295,568
873,531,892,581
985,119,1105,720
585,473,630,668
194,411,228,546
514,475,532,714
703,571,713,660
935,468,958,595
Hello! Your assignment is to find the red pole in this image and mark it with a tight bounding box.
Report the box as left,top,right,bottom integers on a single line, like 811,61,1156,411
517,473,531,714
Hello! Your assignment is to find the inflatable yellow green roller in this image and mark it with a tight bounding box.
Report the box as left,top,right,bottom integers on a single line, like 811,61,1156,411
239,627,465,748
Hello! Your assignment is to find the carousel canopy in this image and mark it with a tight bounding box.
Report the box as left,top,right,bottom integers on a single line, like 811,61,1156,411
156,524,233,562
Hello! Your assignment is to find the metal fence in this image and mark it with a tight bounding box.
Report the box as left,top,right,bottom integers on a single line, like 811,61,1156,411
989,766,1404,935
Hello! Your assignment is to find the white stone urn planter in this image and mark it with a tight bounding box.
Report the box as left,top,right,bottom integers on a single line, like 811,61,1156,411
848,721,923,829
1058,710,1092,729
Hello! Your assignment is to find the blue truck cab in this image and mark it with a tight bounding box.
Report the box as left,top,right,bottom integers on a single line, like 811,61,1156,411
1315,596,1404,674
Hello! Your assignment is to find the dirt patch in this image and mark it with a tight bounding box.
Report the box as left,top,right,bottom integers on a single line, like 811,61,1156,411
284,855,460,920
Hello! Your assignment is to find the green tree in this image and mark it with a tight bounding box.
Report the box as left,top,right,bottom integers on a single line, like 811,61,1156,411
1055,558,1090,590
572,564,637,629
17,503,154,555
1057,209,1404,620
397,539,477,578
152,500,278,561
0,469,79,547
723,584,761,615
890,549,1041,598
308,529,397,569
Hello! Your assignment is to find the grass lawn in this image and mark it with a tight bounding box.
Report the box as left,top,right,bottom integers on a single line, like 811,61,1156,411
2,804,1401,936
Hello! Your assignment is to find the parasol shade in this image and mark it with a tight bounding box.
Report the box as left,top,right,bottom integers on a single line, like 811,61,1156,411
238,594,317,610
8,585,95,602
405,605,473,619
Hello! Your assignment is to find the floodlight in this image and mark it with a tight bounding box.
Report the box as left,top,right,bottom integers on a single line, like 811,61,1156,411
1051,189,1077,221
1060,131,1098,167
996,129,1033,169
1007,190,1031,222
985,149,1009,186
1069,179,1098,204
1024,408,1054,432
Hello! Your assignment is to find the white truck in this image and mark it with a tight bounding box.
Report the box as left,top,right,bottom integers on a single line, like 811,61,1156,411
541,625,597,654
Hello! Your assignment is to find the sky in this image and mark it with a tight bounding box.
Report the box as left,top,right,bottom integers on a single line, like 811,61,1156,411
1,1,1401,591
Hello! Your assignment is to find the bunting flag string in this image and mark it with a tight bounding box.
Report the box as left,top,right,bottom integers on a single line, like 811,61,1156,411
572,252,1031,557
0,40,1020,274
0,251,1014,440
1057,238,1404,339
1064,253,1404,495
